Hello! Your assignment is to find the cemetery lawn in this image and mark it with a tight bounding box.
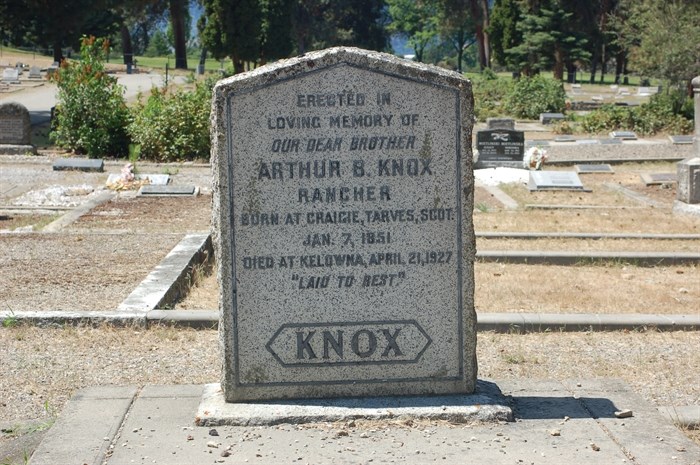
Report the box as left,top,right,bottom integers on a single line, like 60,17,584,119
0,325,697,445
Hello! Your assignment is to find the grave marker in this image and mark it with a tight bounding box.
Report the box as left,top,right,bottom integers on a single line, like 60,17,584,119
486,118,514,130
138,185,196,196
0,101,36,154
669,135,693,145
599,138,622,145
610,130,637,140
476,129,524,164
575,164,614,174
211,47,477,402
641,173,677,186
52,158,104,172
539,113,564,125
2,68,19,83
527,171,585,191
676,157,700,204
28,66,42,79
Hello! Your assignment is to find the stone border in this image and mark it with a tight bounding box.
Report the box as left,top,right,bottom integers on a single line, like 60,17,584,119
476,250,700,265
116,233,212,313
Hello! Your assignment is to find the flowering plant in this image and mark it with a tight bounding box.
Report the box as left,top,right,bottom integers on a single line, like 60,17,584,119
523,146,548,170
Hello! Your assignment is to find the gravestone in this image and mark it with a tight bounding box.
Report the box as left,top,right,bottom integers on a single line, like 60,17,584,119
640,173,676,186
554,135,575,142
539,113,564,124
486,117,514,130
28,66,42,79
53,158,104,172
139,185,196,196
676,158,700,204
599,138,622,145
669,135,693,145
476,129,524,167
575,164,614,174
2,68,19,83
211,47,476,402
610,130,637,140
0,101,36,154
527,171,585,191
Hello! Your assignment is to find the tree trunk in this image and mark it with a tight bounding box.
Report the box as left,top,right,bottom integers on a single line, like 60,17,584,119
52,39,63,63
479,0,490,66
121,24,133,65
589,48,599,83
598,43,607,84
169,0,188,69
615,50,624,84
553,45,564,80
566,61,576,83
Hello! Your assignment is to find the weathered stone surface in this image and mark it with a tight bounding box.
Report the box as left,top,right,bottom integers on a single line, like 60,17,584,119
486,117,514,130
677,157,700,204
52,158,104,172
211,47,476,402
0,101,32,145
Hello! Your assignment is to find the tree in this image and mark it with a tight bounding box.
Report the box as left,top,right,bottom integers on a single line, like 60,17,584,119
0,0,120,62
200,0,262,73
488,0,523,71
260,0,295,63
326,0,389,51
169,0,188,68
387,0,439,62
613,0,700,94
437,0,474,72
505,0,590,80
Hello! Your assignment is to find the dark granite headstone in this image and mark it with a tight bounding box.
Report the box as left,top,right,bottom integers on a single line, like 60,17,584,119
476,129,524,162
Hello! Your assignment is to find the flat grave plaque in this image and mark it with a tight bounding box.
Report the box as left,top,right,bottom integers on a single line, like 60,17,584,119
476,129,525,162
576,139,599,145
525,140,549,147
212,47,476,402
553,135,575,143
575,164,614,174
610,130,637,140
640,173,677,186
528,171,585,191
52,158,104,172
599,138,623,145
539,113,564,124
669,135,693,145
138,185,196,196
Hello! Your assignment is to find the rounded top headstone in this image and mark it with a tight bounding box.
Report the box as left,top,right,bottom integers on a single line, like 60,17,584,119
0,101,32,146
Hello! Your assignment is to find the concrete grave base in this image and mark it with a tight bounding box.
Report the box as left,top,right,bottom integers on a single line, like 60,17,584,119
27,380,700,465
195,381,513,427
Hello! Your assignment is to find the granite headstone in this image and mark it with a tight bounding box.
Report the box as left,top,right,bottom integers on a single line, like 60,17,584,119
211,47,477,402
0,101,36,154
476,129,524,165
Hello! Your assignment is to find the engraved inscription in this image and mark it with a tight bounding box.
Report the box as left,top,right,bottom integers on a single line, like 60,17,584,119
266,321,432,366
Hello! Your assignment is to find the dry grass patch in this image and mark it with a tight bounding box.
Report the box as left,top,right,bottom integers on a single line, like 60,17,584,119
0,233,182,311
476,263,698,313
477,330,700,408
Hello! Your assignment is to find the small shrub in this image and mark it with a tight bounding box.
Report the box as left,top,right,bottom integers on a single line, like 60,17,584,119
128,77,215,162
581,91,693,136
471,73,515,121
50,36,130,158
505,75,566,120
